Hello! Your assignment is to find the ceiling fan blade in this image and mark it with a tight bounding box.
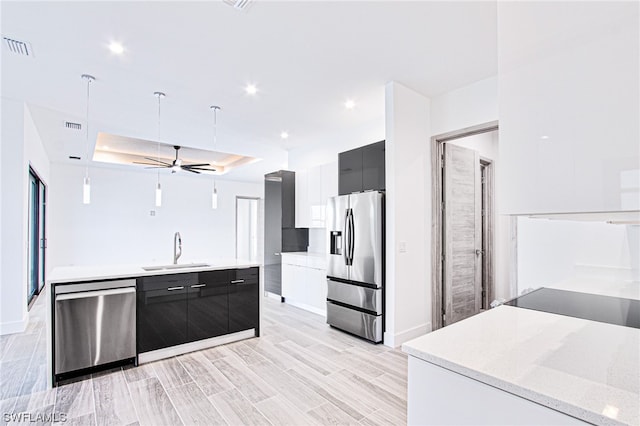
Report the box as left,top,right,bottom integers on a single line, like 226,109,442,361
142,157,172,166
186,167,217,172
182,167,201,174
133,161,169,167
182,163,211,168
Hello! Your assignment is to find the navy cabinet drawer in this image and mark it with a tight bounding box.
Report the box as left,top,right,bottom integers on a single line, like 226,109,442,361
138,273,198,291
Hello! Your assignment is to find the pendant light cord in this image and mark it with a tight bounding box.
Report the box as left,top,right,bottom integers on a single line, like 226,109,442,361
156,94,161,185
84,76,93,179
211,105,220,191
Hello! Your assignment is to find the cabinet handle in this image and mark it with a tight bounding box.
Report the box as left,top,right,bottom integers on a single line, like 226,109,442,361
191,284,206,288
167,286,184,291
231,279,245,284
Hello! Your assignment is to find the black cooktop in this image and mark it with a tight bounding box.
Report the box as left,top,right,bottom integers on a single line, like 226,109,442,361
505,288,640,329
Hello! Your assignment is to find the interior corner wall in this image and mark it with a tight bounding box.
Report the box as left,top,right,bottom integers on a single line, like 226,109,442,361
384,81,431,348
430,76,498,136
1,99,28,334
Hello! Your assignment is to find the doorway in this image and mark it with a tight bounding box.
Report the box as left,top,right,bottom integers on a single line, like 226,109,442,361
236,196,260,262
27,167,47,309
431,122,500,329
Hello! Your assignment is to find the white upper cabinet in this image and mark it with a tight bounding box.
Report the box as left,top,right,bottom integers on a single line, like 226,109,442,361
498,2,639,214
296,161,338,228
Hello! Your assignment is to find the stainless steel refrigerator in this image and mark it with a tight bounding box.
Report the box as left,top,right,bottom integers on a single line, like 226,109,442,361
326,191,384,343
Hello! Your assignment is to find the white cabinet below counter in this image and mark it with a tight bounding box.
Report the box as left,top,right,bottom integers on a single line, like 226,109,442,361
281,253,327,316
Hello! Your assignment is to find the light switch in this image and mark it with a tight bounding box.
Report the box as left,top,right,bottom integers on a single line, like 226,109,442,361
150,210,156,216
399,242,407,253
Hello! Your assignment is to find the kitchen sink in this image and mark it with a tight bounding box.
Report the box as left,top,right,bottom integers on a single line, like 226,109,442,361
142,263,211,271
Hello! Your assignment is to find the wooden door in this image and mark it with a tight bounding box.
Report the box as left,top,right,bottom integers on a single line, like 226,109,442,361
443,143,482,325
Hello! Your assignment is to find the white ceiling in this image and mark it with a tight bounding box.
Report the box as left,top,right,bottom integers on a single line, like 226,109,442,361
1,1,498,182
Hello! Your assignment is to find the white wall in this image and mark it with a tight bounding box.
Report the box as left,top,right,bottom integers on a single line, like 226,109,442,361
1,98,27,334
384,81,431,347
0,101,51,334
430,76,498,137
498,1,640,214
48,163,262,268
288,118,385,171
518,218,639,298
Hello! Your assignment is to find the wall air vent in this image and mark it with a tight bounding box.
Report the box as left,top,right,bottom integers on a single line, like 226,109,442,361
64,121,82,130
222,0,252,11
2,36,33,57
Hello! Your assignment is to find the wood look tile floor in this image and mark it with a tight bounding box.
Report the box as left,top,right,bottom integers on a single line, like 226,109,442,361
0,294,407,425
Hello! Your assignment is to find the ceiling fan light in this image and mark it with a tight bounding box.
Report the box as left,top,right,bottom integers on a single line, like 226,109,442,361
155,182,162,207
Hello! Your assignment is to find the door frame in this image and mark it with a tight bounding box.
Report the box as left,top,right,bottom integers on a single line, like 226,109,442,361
27,165,47,310
430,121,499,331
235,196,261,262
479,158,494,310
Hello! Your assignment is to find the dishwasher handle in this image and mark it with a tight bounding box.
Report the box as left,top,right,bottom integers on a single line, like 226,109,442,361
55,287,135,301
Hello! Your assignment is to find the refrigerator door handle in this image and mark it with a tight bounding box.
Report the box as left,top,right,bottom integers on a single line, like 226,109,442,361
348,209,355,264
344,209,351,265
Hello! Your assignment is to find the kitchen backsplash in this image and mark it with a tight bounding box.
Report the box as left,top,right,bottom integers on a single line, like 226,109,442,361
308,228,326,254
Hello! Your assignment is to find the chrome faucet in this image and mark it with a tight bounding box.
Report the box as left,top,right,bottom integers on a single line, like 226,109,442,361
173,232,182,264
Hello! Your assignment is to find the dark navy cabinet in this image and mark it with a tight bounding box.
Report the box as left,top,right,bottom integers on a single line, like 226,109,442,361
137,267,259,354
339,140,385,195
229,267,259,334
137,273,195,353
188,270,229,342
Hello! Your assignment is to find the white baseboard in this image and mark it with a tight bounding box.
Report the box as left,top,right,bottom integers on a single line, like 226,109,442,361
264,292,282,301
285,299,326,317
138,329,255,364
0,317,27,335
385,322,431,349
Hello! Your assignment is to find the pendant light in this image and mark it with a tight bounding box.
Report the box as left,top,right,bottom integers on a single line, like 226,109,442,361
81,74,95,204
210,105,221,210
154,91,166,207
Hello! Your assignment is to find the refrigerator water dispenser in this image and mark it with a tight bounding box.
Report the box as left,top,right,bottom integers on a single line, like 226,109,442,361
330,231,342,255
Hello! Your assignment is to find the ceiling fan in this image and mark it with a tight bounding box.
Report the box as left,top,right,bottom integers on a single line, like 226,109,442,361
134,145,216,174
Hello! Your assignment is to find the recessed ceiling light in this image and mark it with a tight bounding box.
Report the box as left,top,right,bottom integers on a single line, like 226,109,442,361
108,41,124,55
540,135,550,140
345,99,355,110
280,132,289,139
245,84,257,95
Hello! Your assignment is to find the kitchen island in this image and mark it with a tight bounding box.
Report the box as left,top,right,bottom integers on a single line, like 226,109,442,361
402,293,639,425
47,260,262,386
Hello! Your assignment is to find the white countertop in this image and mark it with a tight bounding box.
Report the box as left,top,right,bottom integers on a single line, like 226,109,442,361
280,251,326,258
402,305,639,426
48,259,261,284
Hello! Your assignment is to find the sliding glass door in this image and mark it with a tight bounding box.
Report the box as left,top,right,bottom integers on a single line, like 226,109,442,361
27,168,46,308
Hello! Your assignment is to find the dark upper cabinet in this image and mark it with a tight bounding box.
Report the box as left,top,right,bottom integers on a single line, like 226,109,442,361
137,273,196,353
188,270,229,342
228,267,259,334
339,140,385,195
264,170,308,296
339,147,363,195
281,172,296,228
362,141,385,192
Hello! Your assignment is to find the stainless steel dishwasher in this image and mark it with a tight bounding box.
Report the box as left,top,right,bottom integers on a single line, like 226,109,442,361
54,279,136,378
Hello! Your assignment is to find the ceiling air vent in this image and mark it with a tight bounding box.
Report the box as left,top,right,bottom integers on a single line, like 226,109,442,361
2,36,33,57
223,0,252,11
64,121,82,130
